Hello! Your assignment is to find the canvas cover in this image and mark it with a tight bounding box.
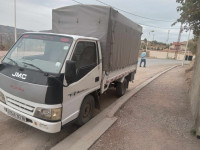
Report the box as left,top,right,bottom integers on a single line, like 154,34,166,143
52,5,142,71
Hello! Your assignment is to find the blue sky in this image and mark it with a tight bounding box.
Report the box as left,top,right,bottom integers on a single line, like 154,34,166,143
0,0,192,43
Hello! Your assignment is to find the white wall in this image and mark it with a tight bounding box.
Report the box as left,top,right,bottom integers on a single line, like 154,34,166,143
149,50,185,60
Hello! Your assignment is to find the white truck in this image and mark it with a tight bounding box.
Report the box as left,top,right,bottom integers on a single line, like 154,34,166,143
0,5,142,133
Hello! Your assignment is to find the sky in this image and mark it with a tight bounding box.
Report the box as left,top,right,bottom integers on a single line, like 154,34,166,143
0,0,192,43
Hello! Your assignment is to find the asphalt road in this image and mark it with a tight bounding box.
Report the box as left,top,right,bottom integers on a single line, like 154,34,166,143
138,58,190,67
0,58,190,150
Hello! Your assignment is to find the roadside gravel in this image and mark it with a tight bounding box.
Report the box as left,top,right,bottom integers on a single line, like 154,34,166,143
91,66,200,150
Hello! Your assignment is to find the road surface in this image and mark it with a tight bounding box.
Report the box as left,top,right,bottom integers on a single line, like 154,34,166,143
0,58,188,150
91,66,200,150
138,58,189,67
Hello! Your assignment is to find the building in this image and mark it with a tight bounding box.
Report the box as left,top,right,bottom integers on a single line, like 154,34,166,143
169,41,187,51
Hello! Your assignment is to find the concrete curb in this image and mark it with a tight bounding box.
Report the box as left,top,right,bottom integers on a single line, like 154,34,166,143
51,65,178,150
53,117,117,150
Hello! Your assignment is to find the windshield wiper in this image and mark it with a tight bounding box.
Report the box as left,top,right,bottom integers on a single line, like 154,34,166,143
22,62,68,87
5,58,18,66
22,62,45,74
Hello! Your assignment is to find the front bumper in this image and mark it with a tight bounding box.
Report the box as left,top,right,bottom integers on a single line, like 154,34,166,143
0,102,61,133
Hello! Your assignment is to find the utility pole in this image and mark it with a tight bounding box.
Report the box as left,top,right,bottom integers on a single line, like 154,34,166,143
14,0,17,42
182,29,191,66
146,30,154,51
166,30,170,44
175,23,183,59
153,34,155,41
152,33,155,50
166,30,170,57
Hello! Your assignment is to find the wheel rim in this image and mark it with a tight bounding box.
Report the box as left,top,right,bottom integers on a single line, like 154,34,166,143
83,103,91,118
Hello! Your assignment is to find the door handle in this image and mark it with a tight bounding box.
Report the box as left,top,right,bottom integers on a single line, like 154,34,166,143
95,77,99,82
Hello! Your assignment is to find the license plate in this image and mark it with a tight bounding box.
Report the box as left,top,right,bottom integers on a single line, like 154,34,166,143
5,108,26,122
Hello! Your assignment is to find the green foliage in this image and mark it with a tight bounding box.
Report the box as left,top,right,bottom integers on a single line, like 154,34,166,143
143,38,147,43
142,44,146,49
190,128,196,135
188,38,198,54
152,40,167,46
152,40,158,45
175,0,200,36
140,42,146,49
165,44,170,49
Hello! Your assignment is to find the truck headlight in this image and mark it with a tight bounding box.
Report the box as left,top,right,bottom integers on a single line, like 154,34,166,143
34,107,62,121
0,91,6,104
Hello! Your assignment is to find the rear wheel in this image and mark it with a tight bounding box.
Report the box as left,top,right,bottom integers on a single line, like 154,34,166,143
116,78,128,97
76,95,95,126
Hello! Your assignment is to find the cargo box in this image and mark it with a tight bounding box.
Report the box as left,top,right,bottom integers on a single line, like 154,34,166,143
52,5,142,71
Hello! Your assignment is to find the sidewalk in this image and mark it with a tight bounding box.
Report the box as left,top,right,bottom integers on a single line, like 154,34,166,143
90,66,200,150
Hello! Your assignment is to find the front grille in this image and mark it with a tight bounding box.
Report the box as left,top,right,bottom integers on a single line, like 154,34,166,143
6,97,35,115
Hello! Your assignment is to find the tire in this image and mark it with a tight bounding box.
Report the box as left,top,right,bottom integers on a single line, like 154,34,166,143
116,78,128,97
76,95,95,126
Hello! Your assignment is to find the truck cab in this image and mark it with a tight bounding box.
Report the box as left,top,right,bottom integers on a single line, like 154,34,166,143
0,32,102,133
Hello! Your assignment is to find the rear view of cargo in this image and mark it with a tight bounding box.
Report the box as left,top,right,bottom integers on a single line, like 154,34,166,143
52,5,142,71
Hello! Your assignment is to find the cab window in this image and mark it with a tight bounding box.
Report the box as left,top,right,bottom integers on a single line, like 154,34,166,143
72,41,97,81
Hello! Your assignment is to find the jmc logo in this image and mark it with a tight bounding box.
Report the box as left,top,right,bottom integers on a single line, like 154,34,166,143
12,72,27,80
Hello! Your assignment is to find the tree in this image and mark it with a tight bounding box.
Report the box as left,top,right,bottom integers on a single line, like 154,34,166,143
176,0,200,138
165,45,170,49
188,39,197,54
174,0,200,36
152,40,158,45
142,44,146,49
140,43,146,50
143,38,147,43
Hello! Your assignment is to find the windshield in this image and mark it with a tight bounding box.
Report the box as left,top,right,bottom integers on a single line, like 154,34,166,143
3,34,73,74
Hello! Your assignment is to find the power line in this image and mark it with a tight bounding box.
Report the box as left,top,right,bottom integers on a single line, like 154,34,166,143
140,24,179,30
71,0,83,5
71,0,180,30
95,0,176,23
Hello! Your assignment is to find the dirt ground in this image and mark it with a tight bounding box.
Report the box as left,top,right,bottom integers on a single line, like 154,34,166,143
91,66,200,150
0,51,7,59
100,64,174,110
0,59,182,150
185,60,195,89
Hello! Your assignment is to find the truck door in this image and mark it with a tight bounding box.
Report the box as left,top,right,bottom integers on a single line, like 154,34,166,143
62,40,102,125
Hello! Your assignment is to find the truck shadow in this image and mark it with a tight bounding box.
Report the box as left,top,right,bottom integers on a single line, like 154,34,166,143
0,88,119,150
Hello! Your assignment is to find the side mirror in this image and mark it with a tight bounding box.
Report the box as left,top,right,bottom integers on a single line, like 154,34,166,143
65,60,76,84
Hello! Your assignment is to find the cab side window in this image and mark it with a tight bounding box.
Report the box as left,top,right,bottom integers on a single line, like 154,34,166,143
72,41,97,81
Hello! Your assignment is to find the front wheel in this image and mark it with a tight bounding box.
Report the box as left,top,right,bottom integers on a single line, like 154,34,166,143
76,95,95,126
